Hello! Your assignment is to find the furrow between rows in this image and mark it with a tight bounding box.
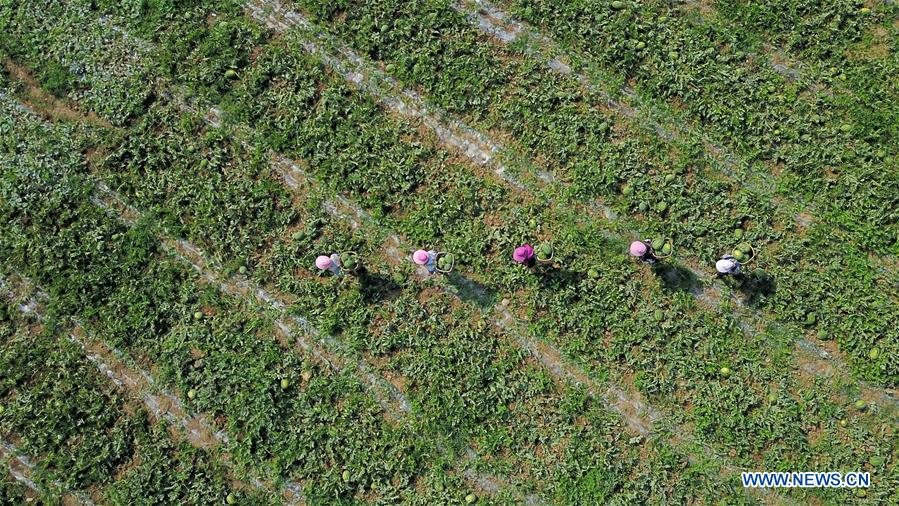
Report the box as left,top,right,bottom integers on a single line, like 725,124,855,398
0,442,43,499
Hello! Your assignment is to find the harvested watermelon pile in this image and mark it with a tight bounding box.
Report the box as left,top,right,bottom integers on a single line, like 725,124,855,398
0,0,896,504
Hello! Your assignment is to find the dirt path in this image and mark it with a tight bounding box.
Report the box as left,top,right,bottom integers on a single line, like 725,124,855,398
2,60,111,128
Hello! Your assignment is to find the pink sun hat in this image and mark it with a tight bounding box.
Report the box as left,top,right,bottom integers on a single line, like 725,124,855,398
513,244,534,263
412,249,430,265
629,241,647,257
315,255,334,270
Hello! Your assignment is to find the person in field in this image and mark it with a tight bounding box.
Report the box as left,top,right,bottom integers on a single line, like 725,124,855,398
315,254,343,276
715,254,742,277
413,249,438,274
513,243,536,267
628,240,657,264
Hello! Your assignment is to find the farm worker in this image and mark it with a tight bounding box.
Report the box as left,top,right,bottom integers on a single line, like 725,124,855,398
315,254,342,276
715,254,741,277
628,240,656,264
513,243,536,267
412,249,438,274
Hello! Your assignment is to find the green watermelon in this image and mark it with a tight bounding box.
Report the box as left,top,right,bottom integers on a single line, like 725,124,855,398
187,389,197,400
656,202,668,213
719,367,731,378
732,249,746,262
638,202,648,212
343,256,357,270
226,494,237,505
438,253,455,270
537,243,553,259
588,268,600,279
342,470,351,482
466,494,478,504
622,184,633,196
280,378,290,389
664,173,675,183
193,311,203,320
869,456,884,467
854,399,867,410
652,236,664,248
805,312,816,325
736,242,752,254
611,1,625,10
733,228,744,239
869,348,879,360
660,242,672,255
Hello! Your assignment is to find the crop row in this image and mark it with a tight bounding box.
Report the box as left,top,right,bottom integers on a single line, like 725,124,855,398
3,2,896,502
270,0,895,253
0,0,154,125
2,264,310,503
707,0,898,101
0,465,34,504
0,278,274,504
489,0,898,248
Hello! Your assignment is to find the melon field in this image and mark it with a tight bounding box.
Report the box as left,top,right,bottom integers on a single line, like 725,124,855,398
0,0,897,504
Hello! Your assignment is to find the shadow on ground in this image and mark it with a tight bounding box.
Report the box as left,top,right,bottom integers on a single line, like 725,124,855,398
652,263,702,294
736,269,777,306
356,270,403,304
446,272,497,309
536,266,585,291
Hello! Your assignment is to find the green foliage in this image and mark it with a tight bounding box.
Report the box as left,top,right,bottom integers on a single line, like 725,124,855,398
0,0,896,503
278,0,896,388
0,477,32,504
34,60,77,97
